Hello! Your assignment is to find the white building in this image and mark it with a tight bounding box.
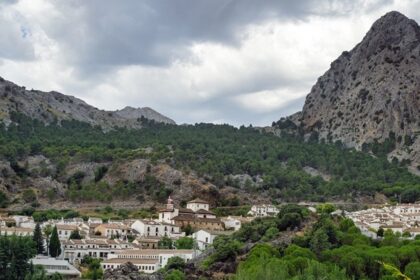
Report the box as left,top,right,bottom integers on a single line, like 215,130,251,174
10,215,36,229
87,217,103,224
248,204,279,217
347,204,420,237
102,258,159,273
94,223,132,239
131,219,183,238
103,249,196,273
0,227,33,236
221,216,241,231
62,239,133,264
192,229,233,251
186,198,210,212
56,224,79,240
31,256,81,279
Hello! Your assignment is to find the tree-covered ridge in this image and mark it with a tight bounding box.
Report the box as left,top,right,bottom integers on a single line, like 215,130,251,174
0,112,418,202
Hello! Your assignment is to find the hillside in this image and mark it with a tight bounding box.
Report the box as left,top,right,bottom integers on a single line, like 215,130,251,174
274,11,420,173
0,76,175,128
0,113,418,211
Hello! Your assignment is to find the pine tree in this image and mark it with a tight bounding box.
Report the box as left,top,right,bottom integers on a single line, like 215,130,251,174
49,226,61,258
32,223,44,254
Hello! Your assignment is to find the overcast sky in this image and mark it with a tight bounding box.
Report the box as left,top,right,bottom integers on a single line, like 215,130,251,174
0,0,419,125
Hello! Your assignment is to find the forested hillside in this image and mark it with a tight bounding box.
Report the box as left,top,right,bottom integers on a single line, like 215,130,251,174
171,205,420,279
0,112,418,209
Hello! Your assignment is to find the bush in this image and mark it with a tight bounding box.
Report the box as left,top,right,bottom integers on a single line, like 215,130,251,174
22,189,37,203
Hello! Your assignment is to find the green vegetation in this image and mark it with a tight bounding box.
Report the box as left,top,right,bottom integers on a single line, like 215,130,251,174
175,237,195,249
69,229,82,239
193,205,420,280
0,113,418,203
80,256,103,280
49,226,61,257
159,236,174,249
0,235,36,280
161,257,187,280
32,223,44,254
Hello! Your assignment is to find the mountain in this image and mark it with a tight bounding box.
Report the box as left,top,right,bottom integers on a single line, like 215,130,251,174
276,11,420,173
0,76,175,128
114,106,175,125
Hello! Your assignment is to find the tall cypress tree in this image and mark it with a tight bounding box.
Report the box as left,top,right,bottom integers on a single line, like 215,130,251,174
32,223,44,254
49,226,61,258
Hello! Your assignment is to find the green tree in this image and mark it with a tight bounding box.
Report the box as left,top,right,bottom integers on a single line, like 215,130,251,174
42,225,53,256
165,269,185,280
49,226,61,257
32,223,44,255
69,230,82,240
175,237,194,249
405,261,420,280
182,224,194,236
316,203,336,214
0,191,8,208
377,227,384,237
309,229,330,257
158,236,174,249
165,256,186,270
0,235,36,280
83,258,103,280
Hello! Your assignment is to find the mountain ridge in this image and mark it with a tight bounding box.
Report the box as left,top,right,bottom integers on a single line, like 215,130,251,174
0,76,175,128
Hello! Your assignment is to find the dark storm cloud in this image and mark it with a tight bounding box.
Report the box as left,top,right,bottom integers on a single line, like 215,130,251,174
36,0,392,70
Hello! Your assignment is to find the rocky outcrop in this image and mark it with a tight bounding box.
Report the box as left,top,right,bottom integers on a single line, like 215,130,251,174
0,77,175,129
115,106,175,125
279,11,420,169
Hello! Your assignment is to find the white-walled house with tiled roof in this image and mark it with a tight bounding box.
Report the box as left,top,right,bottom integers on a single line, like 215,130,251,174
102,249,196,273
130,219,183,238
62,238,134,264
187,198,210,212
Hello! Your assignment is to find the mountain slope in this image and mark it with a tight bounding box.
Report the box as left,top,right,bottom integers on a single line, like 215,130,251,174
0,76,175,128
277,11,420,171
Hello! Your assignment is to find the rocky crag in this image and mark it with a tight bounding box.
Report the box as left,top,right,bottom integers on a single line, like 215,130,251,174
276,11,420,173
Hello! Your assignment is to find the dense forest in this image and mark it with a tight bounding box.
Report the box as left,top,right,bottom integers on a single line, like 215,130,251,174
0,112,418,205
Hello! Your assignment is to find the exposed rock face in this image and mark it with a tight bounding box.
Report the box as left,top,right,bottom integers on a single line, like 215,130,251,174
115,106,175,125
0,77,175,129
296,11,420,168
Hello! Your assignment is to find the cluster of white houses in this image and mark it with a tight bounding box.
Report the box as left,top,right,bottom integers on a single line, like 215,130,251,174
0,197,262,277
247,204,279,217
346,204,420,238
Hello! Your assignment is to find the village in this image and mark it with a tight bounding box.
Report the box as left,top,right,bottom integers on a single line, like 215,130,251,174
0,197,260,278
344,204,420,238
1,198,420,278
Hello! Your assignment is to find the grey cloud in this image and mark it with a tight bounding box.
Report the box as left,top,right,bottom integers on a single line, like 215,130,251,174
0,14,34,60
0,0,402,126
30,0,393,70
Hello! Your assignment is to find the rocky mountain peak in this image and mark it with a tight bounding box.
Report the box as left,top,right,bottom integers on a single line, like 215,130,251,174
114,106,175,125
278,11,420,173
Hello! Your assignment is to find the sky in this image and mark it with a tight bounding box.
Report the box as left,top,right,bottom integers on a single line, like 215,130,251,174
0,0,419,126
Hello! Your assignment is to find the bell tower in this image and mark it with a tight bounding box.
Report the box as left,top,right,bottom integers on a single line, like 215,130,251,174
166,196,174,210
